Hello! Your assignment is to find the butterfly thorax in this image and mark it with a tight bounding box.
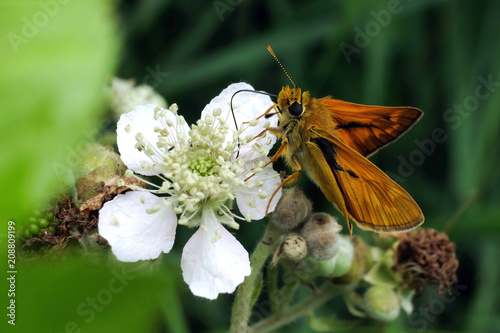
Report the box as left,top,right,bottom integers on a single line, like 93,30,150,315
277,86,338,147
277,87,310,151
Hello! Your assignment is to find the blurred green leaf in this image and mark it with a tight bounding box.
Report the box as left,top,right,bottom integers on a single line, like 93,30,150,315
2,256,180,333
0,0,119,223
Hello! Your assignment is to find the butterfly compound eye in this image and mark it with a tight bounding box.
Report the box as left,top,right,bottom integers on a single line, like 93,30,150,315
288,102,303,116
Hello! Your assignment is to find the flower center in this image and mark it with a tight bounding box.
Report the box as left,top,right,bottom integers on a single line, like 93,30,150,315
188,155,216,177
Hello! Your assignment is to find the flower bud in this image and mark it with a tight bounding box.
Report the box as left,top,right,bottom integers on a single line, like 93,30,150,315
282,233,307,261
73,144,140,213
333,236,368,284
73,143,126,180
301,213,342,260
313,236,354,277
271,187,312,232
109,78,167,119
363,285,400,322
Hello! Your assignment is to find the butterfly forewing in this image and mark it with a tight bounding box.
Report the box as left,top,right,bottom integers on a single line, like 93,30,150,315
318,98,422,157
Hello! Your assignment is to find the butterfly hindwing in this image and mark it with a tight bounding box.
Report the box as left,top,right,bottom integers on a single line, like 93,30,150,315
308,134,424,232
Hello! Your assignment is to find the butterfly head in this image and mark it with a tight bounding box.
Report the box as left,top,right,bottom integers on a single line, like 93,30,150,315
277,86,311,118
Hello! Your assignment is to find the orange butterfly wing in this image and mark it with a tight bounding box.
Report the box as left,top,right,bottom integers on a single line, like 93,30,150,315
303,133,424,233
317,98,422,157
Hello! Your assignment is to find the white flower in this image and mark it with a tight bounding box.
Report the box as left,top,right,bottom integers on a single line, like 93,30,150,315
99,83,282,299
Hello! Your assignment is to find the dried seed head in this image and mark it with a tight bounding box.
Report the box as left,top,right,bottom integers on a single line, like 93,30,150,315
393,228,459,295
271,187,312,232
301,213,342,260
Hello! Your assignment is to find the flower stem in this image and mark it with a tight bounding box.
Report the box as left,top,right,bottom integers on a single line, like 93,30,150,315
248,284,341,333
230,228,276,333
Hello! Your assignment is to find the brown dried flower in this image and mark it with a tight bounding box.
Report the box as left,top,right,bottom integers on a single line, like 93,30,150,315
393,228,459,295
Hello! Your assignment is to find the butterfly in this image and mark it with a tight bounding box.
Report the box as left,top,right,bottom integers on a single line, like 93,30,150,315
258,45,424,234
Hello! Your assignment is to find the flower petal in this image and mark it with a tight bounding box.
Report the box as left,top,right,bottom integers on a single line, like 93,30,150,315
181,207,251,299
200,83,279,154
117,104,189,176
235,163,282,220
98,191,177,262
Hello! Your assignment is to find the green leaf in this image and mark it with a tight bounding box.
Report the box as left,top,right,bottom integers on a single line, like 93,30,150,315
0,0,119,223
399,289,415,316
3,255,180,333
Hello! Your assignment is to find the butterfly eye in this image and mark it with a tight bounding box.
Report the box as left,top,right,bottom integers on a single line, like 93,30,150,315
288,102,303,116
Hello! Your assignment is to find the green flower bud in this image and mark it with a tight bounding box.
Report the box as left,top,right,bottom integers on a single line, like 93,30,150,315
22,228,31,239
301,213,342,260
271,187,312,232
29,224,40,235
333,236,368,284
73,143,127,204
38,218,50,229
330,236,354,276
45,211,55,221
282,233,308,261
73,143,126,180
314,236,354,277
363,285,400,322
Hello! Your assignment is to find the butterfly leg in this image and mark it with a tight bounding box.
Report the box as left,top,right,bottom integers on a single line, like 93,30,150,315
250,125,283,145
265,156,302,215
245,136,287,182
242,104,281,125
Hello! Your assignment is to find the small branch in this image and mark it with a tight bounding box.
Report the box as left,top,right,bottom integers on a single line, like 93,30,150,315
249,284,341,333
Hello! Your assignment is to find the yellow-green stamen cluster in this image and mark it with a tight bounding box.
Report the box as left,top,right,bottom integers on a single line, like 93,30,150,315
188,156,217,177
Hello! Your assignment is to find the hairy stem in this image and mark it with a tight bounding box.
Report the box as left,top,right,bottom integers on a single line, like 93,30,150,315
229,228,276,333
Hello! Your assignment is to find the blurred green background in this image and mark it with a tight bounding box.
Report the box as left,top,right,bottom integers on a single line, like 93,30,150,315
1,0,499,332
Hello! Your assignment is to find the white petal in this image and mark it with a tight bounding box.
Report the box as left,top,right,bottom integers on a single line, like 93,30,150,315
117,104,189,176
235,163,282,220
200,83,279,153
181,207,251,299
98,191,177,262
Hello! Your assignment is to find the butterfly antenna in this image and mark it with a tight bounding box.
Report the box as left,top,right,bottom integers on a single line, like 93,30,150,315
267,45,295,87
